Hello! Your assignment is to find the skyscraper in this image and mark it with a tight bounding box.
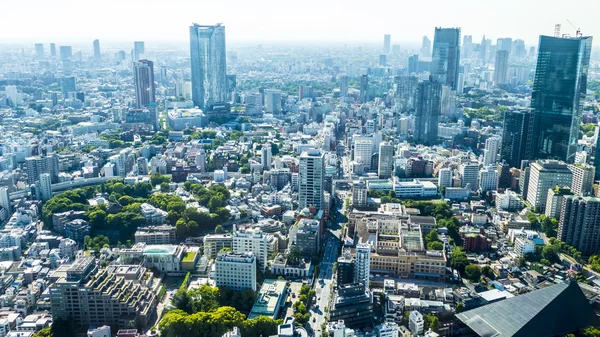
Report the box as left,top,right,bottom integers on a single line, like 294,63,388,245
413,77,442,145
93,39,101,60
0,187,10,215
39,173,53,201
408,55,419,74
340,75,349,97
483,136,501,166
421,36,431,58
501,108,533,168
383,34,391,54
359,75,369,103
354,243,371,287
261,143,272,171
34,43,44,59
190,23,227,109
528,35,592,163
377,142,394,179
431,27,461,90
379,54,387,67
463,35,473,58
50,43,56,57
298,149,325,211
133,60,156,109
59,46,72,61
60,77,76,98
134,41,145,55
493,50,509,85
558,196,600,255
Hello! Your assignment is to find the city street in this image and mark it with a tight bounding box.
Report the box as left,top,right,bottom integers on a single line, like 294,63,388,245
310,231,341,335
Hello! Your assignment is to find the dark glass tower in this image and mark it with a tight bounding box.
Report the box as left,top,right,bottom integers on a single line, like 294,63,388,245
413,77,442,145
431,27,461,90
501,108,533,168
528,35,592,163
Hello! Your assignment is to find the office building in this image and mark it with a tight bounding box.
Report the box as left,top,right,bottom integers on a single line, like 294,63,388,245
262,143,272,171
545,186,573,219
408,54,419,74
352,182,368,208
413,77,442,145
0,188,10,216
378,142,394,179
483,136,501,166
93,39,101,60
354,139,373,169
39,173,53,201
359,75,369,103
264,89,281,113
134,225,176,245
379,54,387,67
460,162,479,191
134,41,145,56
438,168,452,188
431,27,461,90
133,60,156,109
501,108,533,168
190,23,227,109
337,251,355,286
494,50,509,85
340,75,349,97
203,234,233,258
50,43,56,57
559,196,600,255
214,252,257,292
50,259,159,328
421,36,431,57
248,279,287,319
168,108,207,130
233,226,268,272
298,149,325,211
329,283,374,329
35,43,44,59
526,160,573,212
61,77,76,98
479,166,498,192
59,46,72,61
383,34,391,54
354,243,371,286
497,161,512,190
569,164,595,196
529,35,592,162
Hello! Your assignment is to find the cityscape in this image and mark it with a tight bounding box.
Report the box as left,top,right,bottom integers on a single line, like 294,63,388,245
1,3,600,337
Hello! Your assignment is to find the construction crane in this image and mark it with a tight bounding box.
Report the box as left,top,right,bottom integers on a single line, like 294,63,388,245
566,19,582,37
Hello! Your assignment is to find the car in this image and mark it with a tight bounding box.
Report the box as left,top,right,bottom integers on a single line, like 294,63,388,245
317,296,320,301
313,318,317,323
292,293,296,298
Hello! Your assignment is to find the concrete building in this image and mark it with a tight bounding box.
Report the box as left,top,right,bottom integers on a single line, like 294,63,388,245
140,203,168,224
233,226,268,272
248,279,287,319
569,164,595,196
134,225,176,245
264,89,282,113
167,108,207,130
0,187,10,216
378,142,394,179
483,137,501,166
262,143,272,171
50,259,159,328
545,187,573,219
203,234,233,258
494,50,509,85
438,168,452,189
354,243,371,286
409,311,424,336
460,162,479,191
479,166,498,192
337,251,355,286
87,326,111,337
392,179,437,198
354,139,373,169
39,173,53,201
514,237,535,257
353,182,368,208
527,160,573,212
215,252,257,292
558,196,600,256
298,149,325,211
329,283,374,329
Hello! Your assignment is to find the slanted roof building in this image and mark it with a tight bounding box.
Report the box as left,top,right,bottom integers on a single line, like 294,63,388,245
456,281,597,337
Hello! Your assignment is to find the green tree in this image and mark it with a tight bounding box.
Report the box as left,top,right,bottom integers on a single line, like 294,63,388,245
287,247,302,265
424,314,440,332
32,328,51,337
425,230,440,244
241,316,283,337
542,244,560,264
51,317,75,337
465,265,482,283
450,247,470,273
427,241,444,250
481,265,495,279
215,224,225,234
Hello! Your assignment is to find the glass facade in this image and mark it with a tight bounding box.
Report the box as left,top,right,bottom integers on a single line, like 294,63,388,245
529,35,592,163
414,78,442,145
501,108,533,168
189,24,227,109
431,27,461,90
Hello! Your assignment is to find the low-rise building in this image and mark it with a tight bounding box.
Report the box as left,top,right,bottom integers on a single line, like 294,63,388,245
134,225,176,245
248,279,287,319
203,234,233,259
214,252,257,292
140,203,167,225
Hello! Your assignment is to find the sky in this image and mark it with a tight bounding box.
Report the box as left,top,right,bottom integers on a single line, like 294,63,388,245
1,0,599,47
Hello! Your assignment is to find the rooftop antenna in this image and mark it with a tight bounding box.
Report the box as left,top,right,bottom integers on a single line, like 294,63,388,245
554,24,561,37
566,19,582,37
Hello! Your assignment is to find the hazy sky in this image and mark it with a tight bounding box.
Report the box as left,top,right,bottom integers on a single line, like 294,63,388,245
2,0,599,47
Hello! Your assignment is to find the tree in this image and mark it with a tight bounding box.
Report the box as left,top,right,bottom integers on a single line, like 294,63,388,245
455,302,464,313
427,241,444,250
32,328,51,337
481,266,495,279
425,230,440,244
160,182,170,193
464,264,482,283
424,314,440,332
51,317,74,337
151,173,171,186
450,247,470,274
542,244,560,264
581,326,600,337
215,224,225,234
287,247,302,265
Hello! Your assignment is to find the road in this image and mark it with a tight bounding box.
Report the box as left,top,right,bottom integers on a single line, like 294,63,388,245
310,231,341,335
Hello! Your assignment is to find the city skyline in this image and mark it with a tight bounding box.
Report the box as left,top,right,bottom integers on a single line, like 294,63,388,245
1,0,599,47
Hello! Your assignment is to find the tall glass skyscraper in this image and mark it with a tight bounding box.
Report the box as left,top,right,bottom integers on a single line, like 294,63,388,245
414,77,442,145
501,108,533,168
528,35,592,163
431,27,461,90
190,23,227,109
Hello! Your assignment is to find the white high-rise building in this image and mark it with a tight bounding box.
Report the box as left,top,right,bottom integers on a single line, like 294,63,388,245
479,166,498,192
354,139,373,169
214,252,257,292
438,168,453,188
354,243,371,287
0,187,10,215
299,149,325,210
39,173,53,201
483,137,501,166
526,160,573,212
261,144,272,171
264,89,282,113
378,142,394,179
232,226,268,272
460,162,479,191
409,311,424,336
569,164,595,196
